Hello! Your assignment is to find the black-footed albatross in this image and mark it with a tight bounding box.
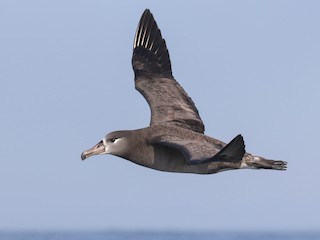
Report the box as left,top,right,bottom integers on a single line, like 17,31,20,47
81,9,287,174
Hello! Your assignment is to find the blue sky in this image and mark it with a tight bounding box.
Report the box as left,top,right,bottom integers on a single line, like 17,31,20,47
1,0,320,231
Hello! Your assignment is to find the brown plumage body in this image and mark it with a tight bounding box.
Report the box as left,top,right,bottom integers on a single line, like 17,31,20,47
81,9,287,174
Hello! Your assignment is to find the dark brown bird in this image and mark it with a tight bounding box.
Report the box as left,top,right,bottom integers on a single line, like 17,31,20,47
81,9,287,174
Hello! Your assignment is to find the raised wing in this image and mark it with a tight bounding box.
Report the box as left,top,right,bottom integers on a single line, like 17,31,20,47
132,9,205,133
152,134,246,164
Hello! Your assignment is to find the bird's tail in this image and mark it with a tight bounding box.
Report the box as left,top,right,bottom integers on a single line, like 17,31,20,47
241,155,287,170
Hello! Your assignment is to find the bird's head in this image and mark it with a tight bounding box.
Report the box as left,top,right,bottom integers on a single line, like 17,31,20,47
81,131,130,160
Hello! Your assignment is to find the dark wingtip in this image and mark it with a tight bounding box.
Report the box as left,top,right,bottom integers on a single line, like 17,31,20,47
142,9,151,16
230,134,246,161
132,9,172,78
211,134,246,162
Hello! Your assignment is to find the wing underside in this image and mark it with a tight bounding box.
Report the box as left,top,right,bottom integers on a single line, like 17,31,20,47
132,9,205,133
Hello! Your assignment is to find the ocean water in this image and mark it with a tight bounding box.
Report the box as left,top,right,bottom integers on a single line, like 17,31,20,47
0,231,319,240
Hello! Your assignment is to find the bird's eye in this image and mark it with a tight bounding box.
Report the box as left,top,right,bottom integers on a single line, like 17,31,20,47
110,138,117,143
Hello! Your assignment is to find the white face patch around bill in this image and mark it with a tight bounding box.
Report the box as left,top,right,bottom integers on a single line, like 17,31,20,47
103,137,125,154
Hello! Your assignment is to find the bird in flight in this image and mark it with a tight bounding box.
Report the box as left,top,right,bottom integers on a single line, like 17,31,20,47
81,9,287,174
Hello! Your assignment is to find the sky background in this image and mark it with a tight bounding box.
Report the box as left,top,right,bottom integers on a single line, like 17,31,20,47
1,0,320,232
